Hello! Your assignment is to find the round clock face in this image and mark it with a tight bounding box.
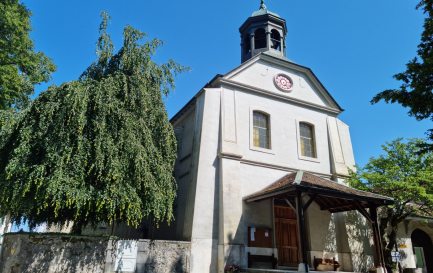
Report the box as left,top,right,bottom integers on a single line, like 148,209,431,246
274,74,293,92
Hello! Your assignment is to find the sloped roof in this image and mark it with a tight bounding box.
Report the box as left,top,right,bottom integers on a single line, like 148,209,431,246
244,171,393,212
170,52,345,124
223,52,344,113
251,7,279,17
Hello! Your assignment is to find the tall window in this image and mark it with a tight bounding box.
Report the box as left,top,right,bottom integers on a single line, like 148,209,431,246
299,122,316,158
270,29,281,51
254,28,267,49
253,111,270,149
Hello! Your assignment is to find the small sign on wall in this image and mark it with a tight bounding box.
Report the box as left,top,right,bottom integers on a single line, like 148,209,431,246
248,226,272,248
114,240,138,272
391,251,401,262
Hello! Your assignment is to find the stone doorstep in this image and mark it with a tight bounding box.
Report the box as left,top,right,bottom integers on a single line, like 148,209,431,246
244,269,357,273
243,268,296,273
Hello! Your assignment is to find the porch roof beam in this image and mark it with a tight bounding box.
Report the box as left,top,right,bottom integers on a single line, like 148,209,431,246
315,196,356,212
355,202,374,223
326,205,358,213
303,194,316,211
284,198,296,211
244,187,296,202
295,185,392,205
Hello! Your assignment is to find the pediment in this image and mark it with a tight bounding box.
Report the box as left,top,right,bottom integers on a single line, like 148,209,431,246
223,53,342,112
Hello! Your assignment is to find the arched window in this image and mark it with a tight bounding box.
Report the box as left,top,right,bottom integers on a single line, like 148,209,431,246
299,122,316,158
270,29,281,51
253,111,270,149
412,229,433,272
254,28,267,49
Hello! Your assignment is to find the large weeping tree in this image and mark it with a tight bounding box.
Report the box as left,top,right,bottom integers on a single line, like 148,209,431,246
0,13,185,233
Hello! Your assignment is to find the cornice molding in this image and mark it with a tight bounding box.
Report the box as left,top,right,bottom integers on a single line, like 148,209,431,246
219,152,333,179
218,78,341,116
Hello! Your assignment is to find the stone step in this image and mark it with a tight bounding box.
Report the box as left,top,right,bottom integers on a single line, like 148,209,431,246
244,269,356,273
244,268,297,273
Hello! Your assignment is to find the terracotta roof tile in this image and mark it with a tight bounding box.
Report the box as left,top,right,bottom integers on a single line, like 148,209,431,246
244,171,393,203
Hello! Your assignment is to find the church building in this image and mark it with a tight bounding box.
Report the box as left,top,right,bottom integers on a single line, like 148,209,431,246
38,2,430,273
164,1,395,273
2,2,433,273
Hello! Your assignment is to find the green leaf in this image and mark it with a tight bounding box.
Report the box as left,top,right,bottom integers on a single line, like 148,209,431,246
0,13,185,231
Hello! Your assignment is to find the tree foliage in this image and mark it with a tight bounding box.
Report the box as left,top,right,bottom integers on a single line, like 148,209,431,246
0,13,186,231
0,0,56,111
372,1,433,152
348,139,433,270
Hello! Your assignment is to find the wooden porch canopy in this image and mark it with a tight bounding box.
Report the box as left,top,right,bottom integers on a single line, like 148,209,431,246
244,171,394,272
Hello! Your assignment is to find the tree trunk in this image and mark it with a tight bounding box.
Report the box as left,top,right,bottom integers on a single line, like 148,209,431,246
381,208,402,273
71,220,84,235
387,218,400,273
379,208,392,272
384,228,395,272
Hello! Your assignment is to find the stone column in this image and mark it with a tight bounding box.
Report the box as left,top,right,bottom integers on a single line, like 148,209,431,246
250,33,255,53
266,31,271,51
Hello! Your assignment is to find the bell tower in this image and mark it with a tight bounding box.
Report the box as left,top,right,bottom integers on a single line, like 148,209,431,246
239,0,287,63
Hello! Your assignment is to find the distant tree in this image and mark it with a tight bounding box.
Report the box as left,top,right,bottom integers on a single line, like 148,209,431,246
372,0,433,152
348,139,433,271
0,0,56,111
0,13,186,233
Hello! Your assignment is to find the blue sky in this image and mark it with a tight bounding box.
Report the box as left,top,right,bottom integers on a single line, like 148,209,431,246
22,0,430,167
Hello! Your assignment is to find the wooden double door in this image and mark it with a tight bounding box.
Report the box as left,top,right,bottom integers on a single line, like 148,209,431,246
274,205,299,266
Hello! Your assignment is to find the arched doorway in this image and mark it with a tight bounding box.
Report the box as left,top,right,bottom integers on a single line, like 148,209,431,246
411,229,433,273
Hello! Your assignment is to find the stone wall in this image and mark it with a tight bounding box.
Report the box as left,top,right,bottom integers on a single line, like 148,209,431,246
134,240,190,273
0,233,109,273
0,233,190,273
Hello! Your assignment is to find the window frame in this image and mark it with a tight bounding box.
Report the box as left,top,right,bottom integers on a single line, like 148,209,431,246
254,28,267,50
250,108,274,154
270,29,281,51
296,120,319,162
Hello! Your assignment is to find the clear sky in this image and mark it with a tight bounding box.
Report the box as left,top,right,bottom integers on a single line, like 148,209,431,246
22,0,431,167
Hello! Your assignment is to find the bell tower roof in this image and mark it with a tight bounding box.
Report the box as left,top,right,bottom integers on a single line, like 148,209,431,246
251,0,280,17
239,1,287,63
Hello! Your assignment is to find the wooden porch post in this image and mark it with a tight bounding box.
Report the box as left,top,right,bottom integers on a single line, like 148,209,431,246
370,205,387,273
296,191,309,272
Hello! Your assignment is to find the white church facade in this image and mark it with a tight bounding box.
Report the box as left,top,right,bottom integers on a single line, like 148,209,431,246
163,2,396,273
10,2,433,273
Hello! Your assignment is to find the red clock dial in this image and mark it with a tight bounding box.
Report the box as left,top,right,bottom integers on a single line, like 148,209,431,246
274,74,293,92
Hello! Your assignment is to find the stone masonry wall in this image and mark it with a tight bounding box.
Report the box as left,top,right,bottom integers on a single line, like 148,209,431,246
134,240,190,273
0,233,190,273
0,233,109,273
